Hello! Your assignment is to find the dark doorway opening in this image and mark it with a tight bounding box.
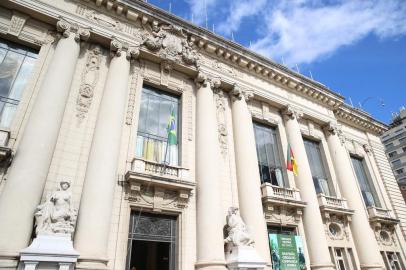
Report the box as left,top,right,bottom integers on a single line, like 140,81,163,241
129,240,170,270
126,212,177,270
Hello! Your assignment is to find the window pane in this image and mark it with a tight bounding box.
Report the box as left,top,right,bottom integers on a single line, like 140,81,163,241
351,157,381,207
253,123,285,186
135,86,180,166
304,139,332,196
0,39,37,129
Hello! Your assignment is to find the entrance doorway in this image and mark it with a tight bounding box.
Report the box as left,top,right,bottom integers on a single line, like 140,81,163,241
126,211,177,270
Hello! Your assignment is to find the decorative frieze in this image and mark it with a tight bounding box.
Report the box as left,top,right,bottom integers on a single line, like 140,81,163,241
76,46,101,123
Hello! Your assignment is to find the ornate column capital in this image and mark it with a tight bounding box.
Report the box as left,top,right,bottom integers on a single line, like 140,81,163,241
363,143,372,155
194,70,221,90
323,121,342,136
230,83,254,102
323,121,346,145
56,18,90,42
281,105,303,121
110,38,140,59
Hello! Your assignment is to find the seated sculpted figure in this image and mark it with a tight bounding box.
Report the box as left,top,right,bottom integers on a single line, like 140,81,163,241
224,207,254,247
34,180,77,236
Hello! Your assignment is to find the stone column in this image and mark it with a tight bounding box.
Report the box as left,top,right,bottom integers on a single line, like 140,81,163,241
0,19,89,256
324,122,384,270
282,106,334,270
229,85,271,265
194,72,226,270
74,39,138,269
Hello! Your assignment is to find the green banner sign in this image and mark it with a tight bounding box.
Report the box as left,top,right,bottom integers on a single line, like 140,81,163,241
269,234,306,270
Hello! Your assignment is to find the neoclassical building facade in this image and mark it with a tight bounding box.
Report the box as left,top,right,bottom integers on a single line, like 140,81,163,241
0,0,405,270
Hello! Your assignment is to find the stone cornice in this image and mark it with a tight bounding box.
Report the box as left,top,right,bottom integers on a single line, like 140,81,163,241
334,104,388,135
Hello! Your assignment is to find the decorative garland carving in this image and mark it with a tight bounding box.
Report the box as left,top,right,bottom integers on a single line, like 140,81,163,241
8,11,28,37
323,214,350,241
215,90,228,155
126,63,141,125
76,46,101,123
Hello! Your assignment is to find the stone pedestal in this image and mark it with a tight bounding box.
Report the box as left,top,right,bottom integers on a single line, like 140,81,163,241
19,234,79,270
225,246,266,270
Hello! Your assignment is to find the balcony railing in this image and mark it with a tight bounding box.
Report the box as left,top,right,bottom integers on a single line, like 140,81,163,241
130,157,189,180
317,194,349,209
261,183,305,205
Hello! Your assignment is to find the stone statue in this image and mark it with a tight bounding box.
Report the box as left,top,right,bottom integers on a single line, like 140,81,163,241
224,207,254,248
34,180,77,236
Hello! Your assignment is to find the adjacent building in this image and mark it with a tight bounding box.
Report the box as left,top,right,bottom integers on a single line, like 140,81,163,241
0,0,405,270
382,107,406,202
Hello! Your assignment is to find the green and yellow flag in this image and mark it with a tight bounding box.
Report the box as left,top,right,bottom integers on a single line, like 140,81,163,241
167,107,177,145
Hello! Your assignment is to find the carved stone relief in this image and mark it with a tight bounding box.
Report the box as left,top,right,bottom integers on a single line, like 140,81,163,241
126,63,141,125
160,60,172,86
76,5,133,34
126,182,192,212
215,89,228,155
373,223,397,247
76,46,101,124
8,11,28,36
264,205,302,226
141,21,199,66
322,214,350,242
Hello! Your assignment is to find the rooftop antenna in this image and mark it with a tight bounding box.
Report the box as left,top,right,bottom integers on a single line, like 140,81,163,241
231,32,235,41
212,24,215,33
309,70,314,80
349,96,354,107
281,56,286,66
191,13,194,24
249,40,252,47
204,0,208,29
169,2,172,13
295,64,300,73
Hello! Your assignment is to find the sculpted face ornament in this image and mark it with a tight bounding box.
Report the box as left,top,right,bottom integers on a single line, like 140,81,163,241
34,180,77,237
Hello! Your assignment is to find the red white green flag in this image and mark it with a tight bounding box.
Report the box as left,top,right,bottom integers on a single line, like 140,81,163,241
287,144,298,176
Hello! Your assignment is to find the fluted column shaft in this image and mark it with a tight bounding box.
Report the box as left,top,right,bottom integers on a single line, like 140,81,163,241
0,21,87,254
230,86,270,265
195,73,226,270
324,123,384,270
282,107,333,270
74,41,137,268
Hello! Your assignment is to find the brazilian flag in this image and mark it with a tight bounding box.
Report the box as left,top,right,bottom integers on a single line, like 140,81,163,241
167,107,177,145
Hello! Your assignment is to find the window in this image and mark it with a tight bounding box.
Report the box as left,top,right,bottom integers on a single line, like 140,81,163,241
402,147,406,153
334,248,349,270
351,156,381,207
386,143,394,148
388,151,397,158
396,168,404,175
392,159,401,166
304,139,333,196
254,123,285,186
399,137,406,144
267,226,297,235
135,86,180,166
0,39,37,128
386,252,403,270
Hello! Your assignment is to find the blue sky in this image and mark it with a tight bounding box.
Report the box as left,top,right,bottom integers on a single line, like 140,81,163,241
146,0,406,124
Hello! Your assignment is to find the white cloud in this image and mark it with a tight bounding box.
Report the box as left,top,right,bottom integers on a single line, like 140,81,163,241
251,0,406,66
187,0,406,66
216,0,266,35
186,0,219,25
